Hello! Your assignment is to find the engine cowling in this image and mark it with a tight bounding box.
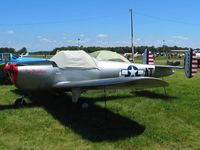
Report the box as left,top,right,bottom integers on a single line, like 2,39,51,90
4,63,18,85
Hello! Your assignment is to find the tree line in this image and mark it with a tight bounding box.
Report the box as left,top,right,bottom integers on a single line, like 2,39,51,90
50,45,191,55
0,45,198,55
0,47,28,54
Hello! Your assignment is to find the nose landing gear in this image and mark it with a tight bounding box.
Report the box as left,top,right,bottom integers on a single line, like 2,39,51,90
14,96,27,108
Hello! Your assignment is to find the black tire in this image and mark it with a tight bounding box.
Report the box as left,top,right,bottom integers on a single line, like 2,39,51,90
14,98,26,108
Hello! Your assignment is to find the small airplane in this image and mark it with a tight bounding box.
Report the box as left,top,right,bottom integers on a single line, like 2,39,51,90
123,52,142,61
0,52,48,78
4,48,197,106
0,52,47,64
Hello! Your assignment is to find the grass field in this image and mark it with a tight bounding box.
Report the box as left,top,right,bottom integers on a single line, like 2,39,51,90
0,59,200,149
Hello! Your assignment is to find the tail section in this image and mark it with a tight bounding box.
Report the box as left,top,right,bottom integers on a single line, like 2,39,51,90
185,48,198,78
143,49,154,65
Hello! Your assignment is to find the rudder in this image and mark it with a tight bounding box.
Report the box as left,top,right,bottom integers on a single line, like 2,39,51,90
143,49,154,65
185,48,198,78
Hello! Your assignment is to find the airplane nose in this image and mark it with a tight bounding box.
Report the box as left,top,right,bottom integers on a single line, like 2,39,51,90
3,63,18,85
3,63,11,73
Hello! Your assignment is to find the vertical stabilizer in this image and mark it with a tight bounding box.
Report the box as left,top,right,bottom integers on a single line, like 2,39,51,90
185,48,198,78
143,49,154,65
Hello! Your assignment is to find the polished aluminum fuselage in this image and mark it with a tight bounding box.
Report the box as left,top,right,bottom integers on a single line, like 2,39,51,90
15,61,158,90
15,60,171,91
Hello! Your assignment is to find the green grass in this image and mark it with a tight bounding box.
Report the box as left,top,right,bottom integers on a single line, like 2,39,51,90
0,69,200,149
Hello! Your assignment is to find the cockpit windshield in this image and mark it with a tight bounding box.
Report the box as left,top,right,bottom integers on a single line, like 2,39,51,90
12,54,20,59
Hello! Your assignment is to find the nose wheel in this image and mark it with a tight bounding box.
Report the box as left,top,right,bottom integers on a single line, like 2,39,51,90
15,96,27,107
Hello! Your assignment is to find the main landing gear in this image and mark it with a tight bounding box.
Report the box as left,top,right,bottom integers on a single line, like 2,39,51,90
14,96,27,107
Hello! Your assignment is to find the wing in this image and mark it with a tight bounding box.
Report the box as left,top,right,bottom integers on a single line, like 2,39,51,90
52,77,168,90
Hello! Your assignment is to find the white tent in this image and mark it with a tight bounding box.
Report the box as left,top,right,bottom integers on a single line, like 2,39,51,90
50,50,98,69
90,50,130,63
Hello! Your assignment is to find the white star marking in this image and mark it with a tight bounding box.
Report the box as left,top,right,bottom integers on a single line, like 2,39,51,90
128,66,138,76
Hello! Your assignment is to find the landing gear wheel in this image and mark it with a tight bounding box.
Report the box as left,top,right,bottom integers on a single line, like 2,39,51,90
81,102,89,109
14,98,26,108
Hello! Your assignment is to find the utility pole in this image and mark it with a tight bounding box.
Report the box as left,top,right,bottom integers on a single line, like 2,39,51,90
129,9,134,62
78,38,80,48
163,39,166,57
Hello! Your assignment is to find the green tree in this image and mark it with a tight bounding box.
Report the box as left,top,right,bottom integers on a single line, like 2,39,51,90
0,47,15,53
16,47,28,55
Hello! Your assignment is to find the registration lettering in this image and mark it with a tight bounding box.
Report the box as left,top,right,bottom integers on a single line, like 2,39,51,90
25,69,46,74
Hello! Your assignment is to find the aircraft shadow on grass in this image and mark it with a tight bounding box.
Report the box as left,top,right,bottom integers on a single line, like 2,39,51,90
1,89,145,142
133,90,177,100
0,103,34,111
0,78,12,85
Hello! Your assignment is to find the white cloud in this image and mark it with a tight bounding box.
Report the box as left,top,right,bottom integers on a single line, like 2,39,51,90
62,33,67,36
172,35,188,40
37,35,42,38
166,39,173,43
96,40,109,46
80,38,90,44
97,33,108,38
40,37,51,43
136,38,141,42
67,40,74,44
79,34,85,37
120,41,130,45
7,30,15,35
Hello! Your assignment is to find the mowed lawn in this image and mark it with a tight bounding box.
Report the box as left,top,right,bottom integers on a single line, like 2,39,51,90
0,63,200,149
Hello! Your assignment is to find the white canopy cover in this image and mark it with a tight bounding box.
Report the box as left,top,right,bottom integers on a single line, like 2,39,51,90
90,50,130,63
50,50,98,69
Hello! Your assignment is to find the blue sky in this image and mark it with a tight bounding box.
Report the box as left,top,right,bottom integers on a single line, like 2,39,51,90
0,0,200,51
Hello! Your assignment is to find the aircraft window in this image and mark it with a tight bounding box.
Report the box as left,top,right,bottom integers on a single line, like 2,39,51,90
12,54,19,59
